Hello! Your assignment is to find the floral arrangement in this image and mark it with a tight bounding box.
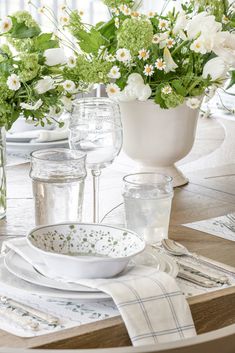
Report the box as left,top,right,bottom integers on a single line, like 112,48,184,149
56,0,235,110
0,11,79,129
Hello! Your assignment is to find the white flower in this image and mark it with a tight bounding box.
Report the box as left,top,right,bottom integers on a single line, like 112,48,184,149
118,86,137,102
203,57,228,81
106,83,121,98
186,12,221,40
190,38,207,54
59,4,67,12
1,17,12,33
222,15,229,24
35,76,54,94
127,73,144,86
44,48,67,66
158,19,170,31
78,10,84,17
59,14,70,26
131,11,141,19
213,32,235,66
115,18,119,28
123,6,131,16
38,6,46,14
152,34,161,44
163,47,178,73
118,82,152,102
162,86,172,95
116,48,131,63
137,84,152,101
108,65,121,79
63,80,76,93
152,32,169,48
173,11,188,35
105,54,116,62
61,96,72,111
111,7,119,16
6,74,21,91
138,49,150,61
166,38,175,49
186,98,201,110
155,58,166,71
67,56,76,68
20,99,43,111
143,64,154,76
147,11,156,18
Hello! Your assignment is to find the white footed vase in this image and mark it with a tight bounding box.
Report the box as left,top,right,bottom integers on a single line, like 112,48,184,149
119,100,199,187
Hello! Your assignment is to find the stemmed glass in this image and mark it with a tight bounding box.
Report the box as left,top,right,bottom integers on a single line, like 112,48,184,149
69,97,123,223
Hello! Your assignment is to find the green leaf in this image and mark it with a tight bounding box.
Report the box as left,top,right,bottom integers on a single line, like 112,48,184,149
97,18,115,41
10,20,41,39
226,71,235,89
154,85,167,109
171,79,187,97
34,33,59,51
78,28,107,54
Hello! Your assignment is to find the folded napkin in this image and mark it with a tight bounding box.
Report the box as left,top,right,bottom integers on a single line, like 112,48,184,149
2,238,196,346
7,119,69,143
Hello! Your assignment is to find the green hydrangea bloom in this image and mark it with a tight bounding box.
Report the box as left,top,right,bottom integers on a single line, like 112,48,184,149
0,100,12,128
103,0,133,7
117,18,153,54
0,80,14,101
64,55,112,84
12,11,40,29
162,91,184,109
18,53,40,82
192,0,229,21
8,37,36,53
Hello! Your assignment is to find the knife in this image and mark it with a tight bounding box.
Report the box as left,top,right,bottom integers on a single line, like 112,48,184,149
178,268,221,288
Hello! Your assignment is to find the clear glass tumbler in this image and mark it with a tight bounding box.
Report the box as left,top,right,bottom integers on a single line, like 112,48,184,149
123,173,174,244
30,148,87,226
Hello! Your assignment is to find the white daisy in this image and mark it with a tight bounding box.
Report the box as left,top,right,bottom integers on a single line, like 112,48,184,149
222,15,229,24
59,4,67,12
138,49,150,61
152,34,160,44
143,64,154,76
20,99,43,111
67,56,76,68
110,7,119,16
147,11,156,18
38,6,46,14
59,14,70,26
106,83,121,98
63,80,76,93
119,4,127,13
116,48,132,63
166,37,175,49
108,66,121,79
131,11,141,19
123,6,132,16
6,74,21,91
190,39,207,54
158,19,170,31
78,10,84,16
186,97,201,109
155,58,166,71
1,17,12,33
115,17,120,28
161,85,172,95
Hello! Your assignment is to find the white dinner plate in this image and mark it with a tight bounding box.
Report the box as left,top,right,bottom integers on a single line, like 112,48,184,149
0,255,109,300
6,139,69,157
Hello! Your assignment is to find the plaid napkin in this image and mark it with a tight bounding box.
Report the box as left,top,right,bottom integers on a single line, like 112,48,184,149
77,266,196,346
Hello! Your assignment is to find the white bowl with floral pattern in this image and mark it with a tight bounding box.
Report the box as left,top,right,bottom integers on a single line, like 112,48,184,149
27,223,145,280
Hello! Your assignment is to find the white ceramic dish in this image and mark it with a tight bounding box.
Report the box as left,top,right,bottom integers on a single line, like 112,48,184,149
0,255,109,300
4,251,99,293
27,223,146,280
7,139,69,157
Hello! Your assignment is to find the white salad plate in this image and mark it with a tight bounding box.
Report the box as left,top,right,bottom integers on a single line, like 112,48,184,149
6,139,69,157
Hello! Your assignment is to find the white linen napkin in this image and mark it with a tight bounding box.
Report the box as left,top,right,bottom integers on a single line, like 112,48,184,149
2,238,196,346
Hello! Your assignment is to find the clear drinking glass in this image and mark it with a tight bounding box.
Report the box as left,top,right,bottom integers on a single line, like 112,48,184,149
69,98,123,223
123,173,174,244
30,148,87,226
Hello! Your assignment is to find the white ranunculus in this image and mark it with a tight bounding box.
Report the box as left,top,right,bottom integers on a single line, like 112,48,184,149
35,76,55,94
186,12,222,40
20,99,43,111
136,84,152,101
203,57,228,81
163,47,178,73
44,48,67,66
213,32,235,66
127,73,144,86
173,11,188,35
118,86,137,102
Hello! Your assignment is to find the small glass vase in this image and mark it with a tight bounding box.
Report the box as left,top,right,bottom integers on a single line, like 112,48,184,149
0,127,6,219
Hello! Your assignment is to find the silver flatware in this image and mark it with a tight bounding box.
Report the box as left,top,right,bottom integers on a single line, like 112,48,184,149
0,296,60,325
178,268,221,288
0,303,39,331
161,239,235,278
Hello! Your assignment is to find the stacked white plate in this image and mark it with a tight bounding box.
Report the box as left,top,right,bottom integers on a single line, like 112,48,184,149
0,247,178,300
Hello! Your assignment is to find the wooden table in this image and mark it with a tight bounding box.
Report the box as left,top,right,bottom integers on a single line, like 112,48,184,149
1,118,235,349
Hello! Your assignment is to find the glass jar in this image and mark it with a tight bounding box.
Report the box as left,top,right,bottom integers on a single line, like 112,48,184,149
30,148,87,226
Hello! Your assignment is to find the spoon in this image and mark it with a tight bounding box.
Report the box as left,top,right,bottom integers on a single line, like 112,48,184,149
161,239,235,279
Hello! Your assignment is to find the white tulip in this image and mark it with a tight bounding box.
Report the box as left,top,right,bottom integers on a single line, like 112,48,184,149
163,47,178,73
20,99,43,111
35,76,54,94
173,11,188,35
44,48,67,66
213,32,235,66
127,73,144,86
203,57,228,81
186,12,221,40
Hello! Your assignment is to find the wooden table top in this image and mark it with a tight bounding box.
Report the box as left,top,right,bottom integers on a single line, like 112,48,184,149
1,116,235,349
